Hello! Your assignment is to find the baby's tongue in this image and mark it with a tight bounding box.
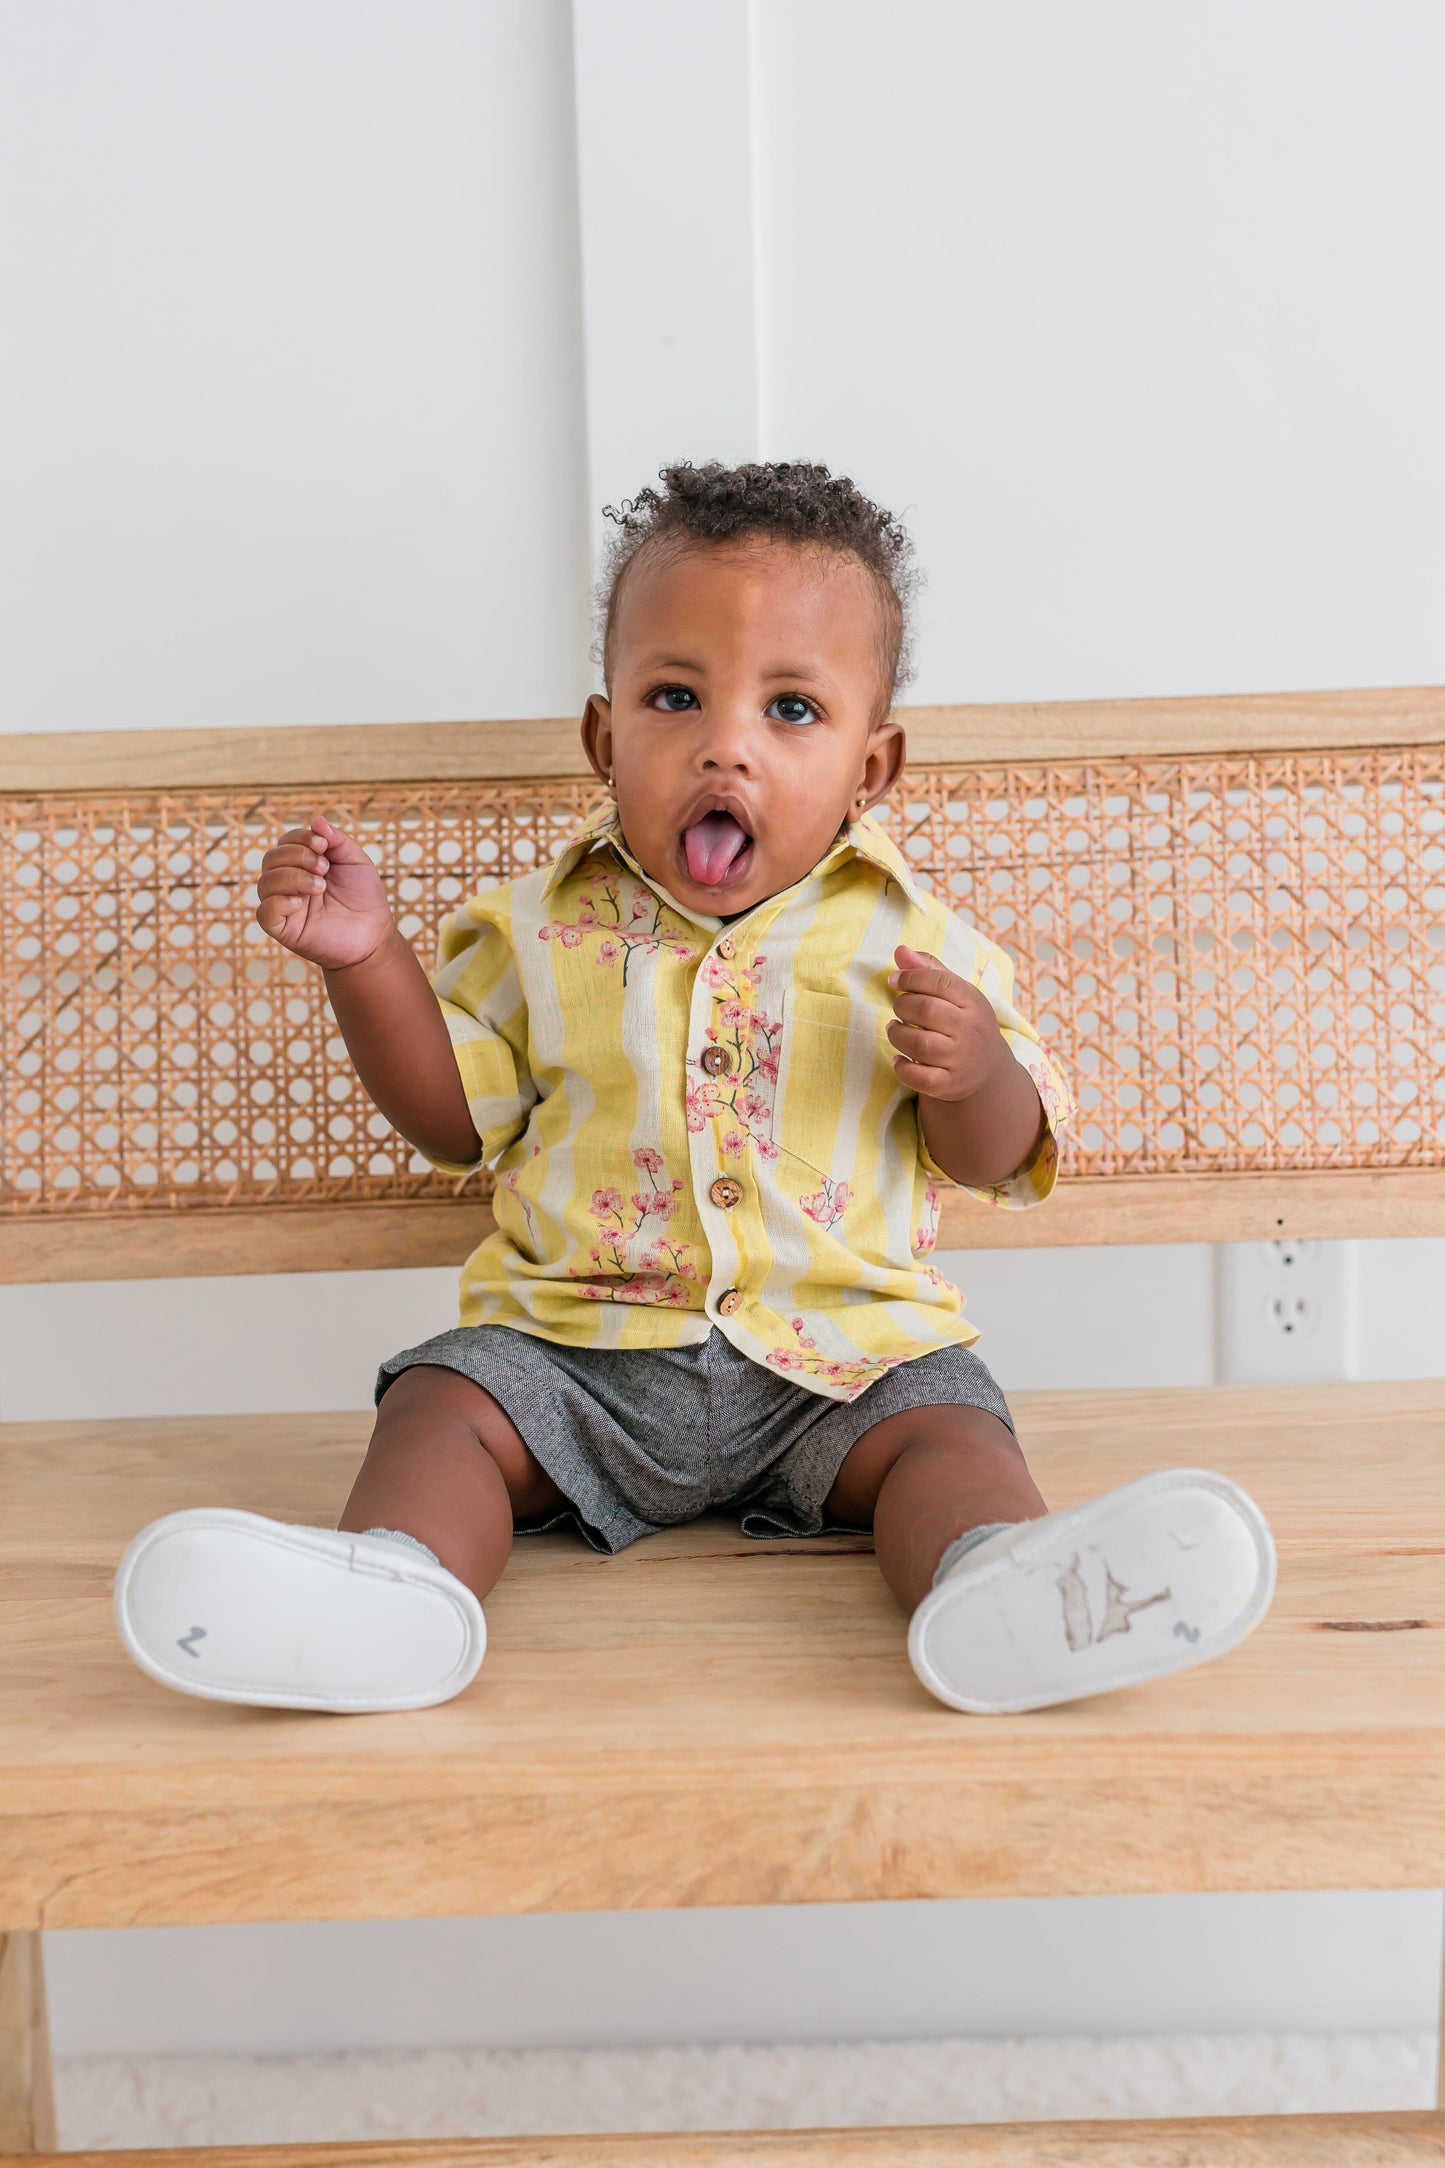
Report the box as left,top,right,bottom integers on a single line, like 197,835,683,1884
683,810,750,886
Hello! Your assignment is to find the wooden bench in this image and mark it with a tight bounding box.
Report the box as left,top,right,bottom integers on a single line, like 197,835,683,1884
3,688,1444,2163
25,2114,1445,2166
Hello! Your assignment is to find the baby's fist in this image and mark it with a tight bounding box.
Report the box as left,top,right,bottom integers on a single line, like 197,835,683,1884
886,945,1008,1103
255,815,394,971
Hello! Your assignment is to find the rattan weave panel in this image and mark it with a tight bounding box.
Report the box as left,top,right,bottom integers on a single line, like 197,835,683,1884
3,748,1442,1221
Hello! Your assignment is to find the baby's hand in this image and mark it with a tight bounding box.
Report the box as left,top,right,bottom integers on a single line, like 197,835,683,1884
255,815,394,971
886,945,1009,1102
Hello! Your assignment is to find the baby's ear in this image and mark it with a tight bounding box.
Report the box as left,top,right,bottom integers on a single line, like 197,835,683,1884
580,695,614,788
857,719,906,810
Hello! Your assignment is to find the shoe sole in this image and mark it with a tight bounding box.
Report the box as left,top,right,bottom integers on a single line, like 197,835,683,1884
908,1469,1276,1715
113,1508,486,1713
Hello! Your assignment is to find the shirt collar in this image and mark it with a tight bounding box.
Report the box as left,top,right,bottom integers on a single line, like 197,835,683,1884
539,799,723,927
541,796,623,899
820,808,931,912
541,800,929,918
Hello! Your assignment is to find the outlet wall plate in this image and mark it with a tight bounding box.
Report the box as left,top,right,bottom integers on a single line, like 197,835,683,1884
1215,1239,1359,1385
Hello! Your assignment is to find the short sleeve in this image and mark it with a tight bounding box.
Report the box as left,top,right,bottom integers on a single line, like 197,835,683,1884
426,901,536,1175
922,918,1075,1210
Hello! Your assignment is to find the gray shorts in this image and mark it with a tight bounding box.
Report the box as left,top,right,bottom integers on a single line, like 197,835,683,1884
375,1325,1014,1554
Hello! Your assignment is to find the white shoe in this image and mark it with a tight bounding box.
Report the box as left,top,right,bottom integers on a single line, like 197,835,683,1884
908,1470,1276,1715
113,1509,487,1713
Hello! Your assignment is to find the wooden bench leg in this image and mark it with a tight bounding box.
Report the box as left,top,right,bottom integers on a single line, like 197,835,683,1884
0,1934,56,2155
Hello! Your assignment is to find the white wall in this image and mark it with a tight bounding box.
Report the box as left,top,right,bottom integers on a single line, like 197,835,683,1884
46,1893,1444,2059
5,1237,1443,1426
3,0,1443,2065
754,0,1445,705
0,0,590,729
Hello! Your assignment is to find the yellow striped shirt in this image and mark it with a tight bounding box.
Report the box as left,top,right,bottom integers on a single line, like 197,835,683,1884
430,802,1072,1402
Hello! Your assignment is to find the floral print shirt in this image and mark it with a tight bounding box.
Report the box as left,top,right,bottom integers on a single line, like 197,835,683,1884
429,803,1072,1402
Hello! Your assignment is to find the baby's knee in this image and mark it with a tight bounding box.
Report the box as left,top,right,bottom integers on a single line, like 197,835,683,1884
375,1364,556,1511
860,1401,1020,1478
902,1406,1024,1466
829,1402,1025,1522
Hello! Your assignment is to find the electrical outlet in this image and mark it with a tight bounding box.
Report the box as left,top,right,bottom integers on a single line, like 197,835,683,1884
1215,1239,1359,1385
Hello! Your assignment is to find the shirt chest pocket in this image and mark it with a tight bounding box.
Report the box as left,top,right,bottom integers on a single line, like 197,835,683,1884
775,987,900,1177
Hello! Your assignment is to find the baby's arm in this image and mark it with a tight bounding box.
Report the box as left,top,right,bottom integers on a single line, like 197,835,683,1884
255,814,481,1168
886,943,1046,1188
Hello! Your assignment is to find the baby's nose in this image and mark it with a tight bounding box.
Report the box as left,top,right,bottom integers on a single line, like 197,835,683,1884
697,707,757,771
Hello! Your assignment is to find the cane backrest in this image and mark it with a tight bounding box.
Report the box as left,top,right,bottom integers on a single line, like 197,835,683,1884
3,690,1443,1277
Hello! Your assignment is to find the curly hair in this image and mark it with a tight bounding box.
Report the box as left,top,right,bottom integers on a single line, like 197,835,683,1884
598,460,919,704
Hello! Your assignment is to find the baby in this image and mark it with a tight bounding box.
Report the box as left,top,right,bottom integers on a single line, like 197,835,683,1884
114,462,1274,1716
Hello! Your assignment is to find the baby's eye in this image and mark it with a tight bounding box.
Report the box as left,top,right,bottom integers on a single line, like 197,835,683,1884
766,695,819,726
649,685,699,713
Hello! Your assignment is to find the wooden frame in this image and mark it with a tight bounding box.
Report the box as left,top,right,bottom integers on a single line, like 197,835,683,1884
4,687,1444,1285
2,683,1442,792
4,1167,1445,1287
0,1934,55,2155
33,2120,1445,2164
28,2118,1445,2164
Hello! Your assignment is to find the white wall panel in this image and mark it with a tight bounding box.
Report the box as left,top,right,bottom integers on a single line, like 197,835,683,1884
753,0,1445,705
1356,1239,1445,1380
12,1236,1435,1426
571,0,762,571
942,1245,1215,1392
0,0,590,731
0,1269,457,1423
0,1248,1214,1422
46,1891,1443,2058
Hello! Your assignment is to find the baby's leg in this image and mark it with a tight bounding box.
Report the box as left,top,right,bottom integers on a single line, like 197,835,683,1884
825,1403,1045,1613
827,1404,1276,1714
339,1365,565,1602
113,1366,565,1713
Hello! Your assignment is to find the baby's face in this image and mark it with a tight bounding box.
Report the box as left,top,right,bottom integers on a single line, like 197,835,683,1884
583,540,903,917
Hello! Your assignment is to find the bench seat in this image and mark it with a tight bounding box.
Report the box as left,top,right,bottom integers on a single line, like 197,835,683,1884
31,2110,1445,2164
5,1380,1445,1936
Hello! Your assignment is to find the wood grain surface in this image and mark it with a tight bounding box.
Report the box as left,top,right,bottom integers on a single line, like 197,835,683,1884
4,1382,1445,1930
31,2110,1445,2164
6,1166,1443,1287
0,1931,56,2152
2,685,1441,790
